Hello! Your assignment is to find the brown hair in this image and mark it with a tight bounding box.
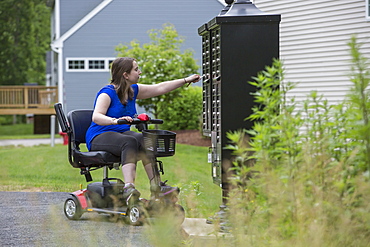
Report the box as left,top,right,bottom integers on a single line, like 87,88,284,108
110,57,135,105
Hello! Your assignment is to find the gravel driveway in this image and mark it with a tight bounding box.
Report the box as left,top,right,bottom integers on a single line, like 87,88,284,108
0,192,151,247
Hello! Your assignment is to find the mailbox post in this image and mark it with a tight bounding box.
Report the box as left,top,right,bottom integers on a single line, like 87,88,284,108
198,0,281,204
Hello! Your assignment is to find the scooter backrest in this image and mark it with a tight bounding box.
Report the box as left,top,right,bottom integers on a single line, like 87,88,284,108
54,103,70,133
67,110,93,146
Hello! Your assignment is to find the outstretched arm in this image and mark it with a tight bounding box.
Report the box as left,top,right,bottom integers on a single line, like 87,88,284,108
137,74,200,99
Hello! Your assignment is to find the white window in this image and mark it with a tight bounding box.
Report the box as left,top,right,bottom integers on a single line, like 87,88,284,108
88,60,105,70
367,0,370,20
66,58,115,72
68,60,85,70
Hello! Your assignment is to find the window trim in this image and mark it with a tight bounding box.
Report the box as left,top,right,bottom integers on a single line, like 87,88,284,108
367,0,370,21
66,57,115,72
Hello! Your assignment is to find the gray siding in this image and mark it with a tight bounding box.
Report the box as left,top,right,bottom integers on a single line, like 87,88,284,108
62,0,223,112
60,0,102,35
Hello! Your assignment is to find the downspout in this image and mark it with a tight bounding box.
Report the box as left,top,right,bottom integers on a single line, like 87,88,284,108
50,0,64,109
55,0,60,38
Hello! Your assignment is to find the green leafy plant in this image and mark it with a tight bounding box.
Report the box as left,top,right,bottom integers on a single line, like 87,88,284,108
346,35,370,172
224,36,370,246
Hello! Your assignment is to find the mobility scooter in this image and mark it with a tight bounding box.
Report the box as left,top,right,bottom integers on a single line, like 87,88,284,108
54,103,184,225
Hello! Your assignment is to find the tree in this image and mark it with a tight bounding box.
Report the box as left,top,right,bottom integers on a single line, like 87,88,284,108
115,23,199,119
0,0,50,85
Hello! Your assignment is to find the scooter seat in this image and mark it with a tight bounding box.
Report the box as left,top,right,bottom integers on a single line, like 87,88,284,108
72,150,120,168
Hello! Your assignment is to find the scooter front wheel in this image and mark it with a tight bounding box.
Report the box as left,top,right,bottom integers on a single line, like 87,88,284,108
64,197,83,220
127,205,145,226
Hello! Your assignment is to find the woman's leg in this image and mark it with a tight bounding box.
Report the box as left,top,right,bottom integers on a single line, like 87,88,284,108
117,131,179,196
90,131,139,183
121,163,136,184
121,131,155,181
122,131,179,196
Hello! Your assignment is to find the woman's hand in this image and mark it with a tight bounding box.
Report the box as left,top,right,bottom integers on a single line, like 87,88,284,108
115,116,133,124
184,74,201,87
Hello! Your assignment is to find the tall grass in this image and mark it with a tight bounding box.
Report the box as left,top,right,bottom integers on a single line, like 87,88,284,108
223,36,370,246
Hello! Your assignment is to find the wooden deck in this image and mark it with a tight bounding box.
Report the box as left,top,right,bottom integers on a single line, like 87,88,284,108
0,86,58,115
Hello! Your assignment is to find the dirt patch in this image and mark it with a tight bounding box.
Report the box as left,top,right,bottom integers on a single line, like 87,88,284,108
172,130,211,147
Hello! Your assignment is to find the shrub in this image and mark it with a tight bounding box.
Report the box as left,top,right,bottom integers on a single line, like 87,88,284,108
157,86,202,130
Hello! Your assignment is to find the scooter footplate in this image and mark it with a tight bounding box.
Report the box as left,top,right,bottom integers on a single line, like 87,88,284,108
87,207,128,216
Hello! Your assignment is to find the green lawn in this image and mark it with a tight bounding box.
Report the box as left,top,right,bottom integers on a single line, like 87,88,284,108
0,142,221,218
0,123,50,139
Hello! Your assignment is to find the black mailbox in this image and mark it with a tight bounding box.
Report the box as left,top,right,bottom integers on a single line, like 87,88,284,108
198,0,281,202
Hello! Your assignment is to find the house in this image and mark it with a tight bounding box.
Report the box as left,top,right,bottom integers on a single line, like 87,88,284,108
50,0,370,115
253,0,370,105
48,0,225,113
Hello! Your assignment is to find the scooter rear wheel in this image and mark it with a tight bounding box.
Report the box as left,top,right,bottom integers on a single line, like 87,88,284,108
64,197,82,220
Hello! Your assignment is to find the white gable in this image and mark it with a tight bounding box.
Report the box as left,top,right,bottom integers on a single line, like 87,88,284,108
51,0,113,50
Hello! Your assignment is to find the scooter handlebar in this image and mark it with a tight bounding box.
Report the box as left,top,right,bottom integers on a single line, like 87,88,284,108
117,118,163,125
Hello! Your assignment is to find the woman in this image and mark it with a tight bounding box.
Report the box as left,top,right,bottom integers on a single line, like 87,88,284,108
85,57,200,202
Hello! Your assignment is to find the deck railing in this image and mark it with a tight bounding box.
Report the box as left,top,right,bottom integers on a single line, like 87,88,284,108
0,86,58,114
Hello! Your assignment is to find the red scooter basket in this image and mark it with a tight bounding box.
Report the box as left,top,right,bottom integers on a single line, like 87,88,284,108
142,130,176,157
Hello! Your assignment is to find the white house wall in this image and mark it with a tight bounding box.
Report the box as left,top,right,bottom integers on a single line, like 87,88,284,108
254,0,370,105
59,0,223,112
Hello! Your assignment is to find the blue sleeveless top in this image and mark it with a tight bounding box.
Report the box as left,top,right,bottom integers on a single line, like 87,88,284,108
85,84,138,150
